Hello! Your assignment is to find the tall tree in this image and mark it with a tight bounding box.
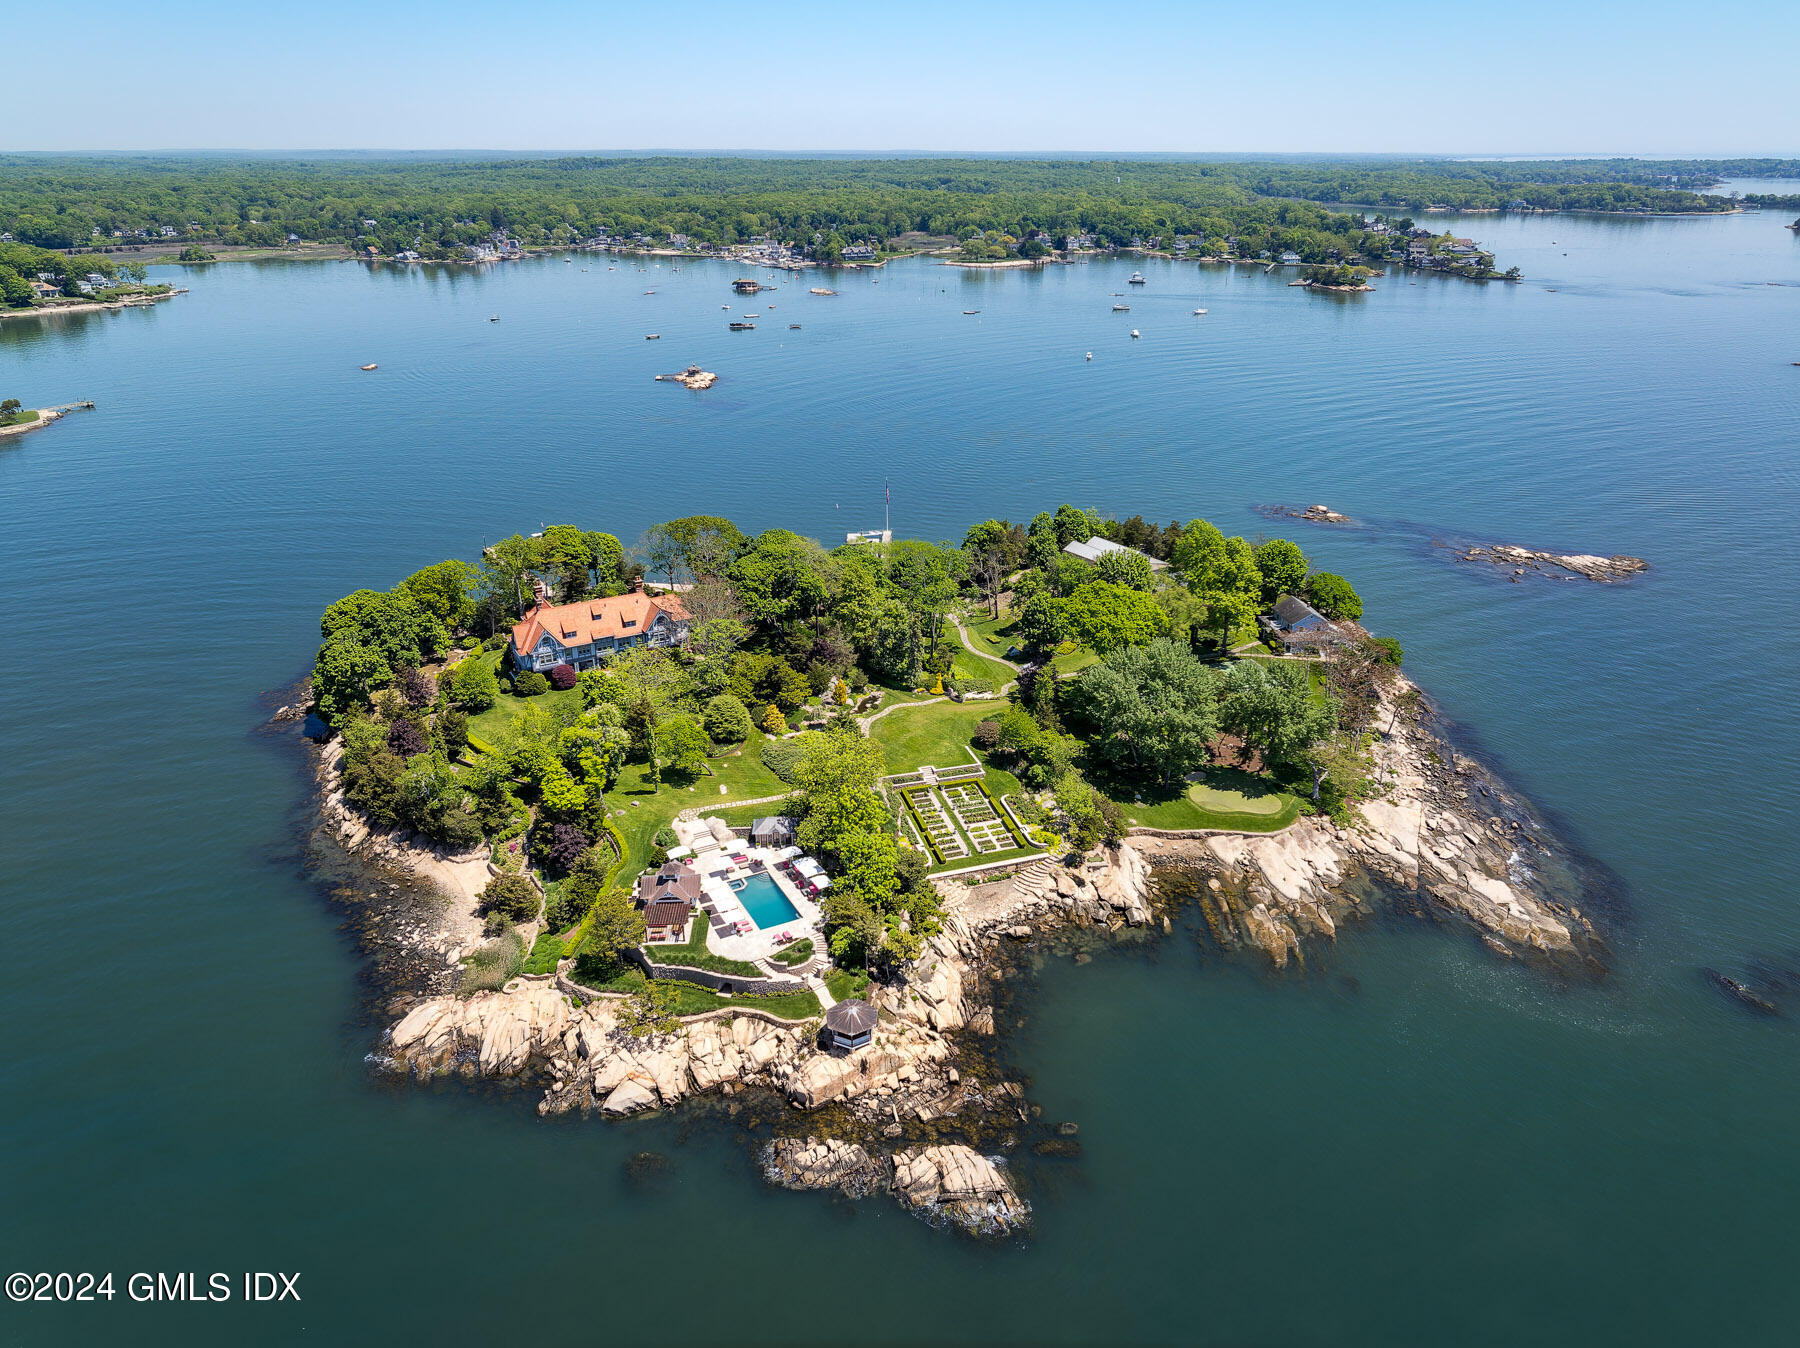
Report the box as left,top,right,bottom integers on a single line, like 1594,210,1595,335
1072,638,1221,784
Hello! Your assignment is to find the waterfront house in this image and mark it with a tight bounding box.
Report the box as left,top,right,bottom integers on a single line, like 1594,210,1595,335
1062,536,1169,571
1271,595,1332,633
509,588,690,675
823,1000,877,1052
842,243,876,261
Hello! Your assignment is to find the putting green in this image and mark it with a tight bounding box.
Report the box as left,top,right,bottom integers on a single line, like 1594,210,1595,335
1187,781,1287,816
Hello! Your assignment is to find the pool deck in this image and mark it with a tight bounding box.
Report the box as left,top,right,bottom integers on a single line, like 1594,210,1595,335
662,821,825,964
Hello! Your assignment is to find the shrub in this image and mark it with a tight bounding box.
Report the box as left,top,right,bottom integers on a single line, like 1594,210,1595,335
548,662,578,691
542,885,588,933
653,827,678,848
386,717,429,758
445,656,498,711
395,665,436,707
760,703,787,736
1369,636,1403,666
772,938,815,967
515,671,550,697
458,636,480,650
459,930,525,994
760,736,807,783
438,707,469,756
545,822,590,874
703,693,753,745
478,873,541,923
482,633,507,651
973,719,1001,750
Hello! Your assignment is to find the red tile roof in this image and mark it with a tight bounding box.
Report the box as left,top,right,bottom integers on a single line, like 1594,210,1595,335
512,591,688,656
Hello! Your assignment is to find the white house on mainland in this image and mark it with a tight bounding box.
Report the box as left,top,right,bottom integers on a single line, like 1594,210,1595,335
509,590,690,674
1062,535,1169,571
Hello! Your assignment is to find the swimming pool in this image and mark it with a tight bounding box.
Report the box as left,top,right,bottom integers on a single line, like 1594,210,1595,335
732,872,801,929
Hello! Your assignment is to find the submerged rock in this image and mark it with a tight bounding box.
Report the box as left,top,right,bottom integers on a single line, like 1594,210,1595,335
1703,968,1780,1016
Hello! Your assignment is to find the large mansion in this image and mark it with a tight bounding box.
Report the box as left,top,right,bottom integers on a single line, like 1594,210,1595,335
509,589,690,674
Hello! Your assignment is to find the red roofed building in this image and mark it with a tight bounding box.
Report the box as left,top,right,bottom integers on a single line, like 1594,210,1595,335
509,589,690,674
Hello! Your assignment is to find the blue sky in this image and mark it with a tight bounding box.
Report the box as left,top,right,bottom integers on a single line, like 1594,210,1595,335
12,0,1797,155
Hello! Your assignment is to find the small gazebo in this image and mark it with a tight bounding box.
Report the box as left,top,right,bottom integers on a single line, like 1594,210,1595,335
822,999,877,1052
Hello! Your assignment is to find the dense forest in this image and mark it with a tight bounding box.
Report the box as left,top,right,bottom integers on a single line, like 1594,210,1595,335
2,155,1787,266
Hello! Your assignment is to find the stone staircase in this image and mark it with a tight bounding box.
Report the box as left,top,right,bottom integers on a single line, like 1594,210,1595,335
1011,858,1056,902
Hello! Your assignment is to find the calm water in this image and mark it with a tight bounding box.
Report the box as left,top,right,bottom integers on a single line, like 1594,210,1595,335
2,212,1797,1345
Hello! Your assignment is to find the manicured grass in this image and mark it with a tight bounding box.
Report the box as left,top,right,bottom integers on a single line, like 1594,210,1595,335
605,728,797,877
1115,768,1303,833
1049,643,1099,677
464,650,580,743
962,609,1017,658
567,966,821,1020
869,698,994,774
0,409,39,428
824,968,871,1002
927,843,1045,876
643,918,763,978
950,645,1015,692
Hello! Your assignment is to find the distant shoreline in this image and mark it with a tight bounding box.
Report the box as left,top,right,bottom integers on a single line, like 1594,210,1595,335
0,289,184,322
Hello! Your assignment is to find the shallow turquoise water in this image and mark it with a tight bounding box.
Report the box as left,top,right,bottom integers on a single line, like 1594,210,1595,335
0,209,1796,1344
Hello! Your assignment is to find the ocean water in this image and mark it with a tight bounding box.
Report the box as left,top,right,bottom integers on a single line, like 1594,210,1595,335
0,209,1796,1345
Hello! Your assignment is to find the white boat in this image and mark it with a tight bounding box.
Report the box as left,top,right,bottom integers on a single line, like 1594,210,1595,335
1128,271,1147,284
963,309,980,315
1130,329,1140,338
1192,308,1207,315
1085,352,1092,361
1112,302,1130,312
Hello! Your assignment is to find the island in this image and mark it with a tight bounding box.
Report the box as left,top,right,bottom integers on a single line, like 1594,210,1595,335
294,505,1611,1236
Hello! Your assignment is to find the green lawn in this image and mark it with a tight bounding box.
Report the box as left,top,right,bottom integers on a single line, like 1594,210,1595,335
643,915,763,977
1115,768,1302,833
824,968,871,1002
605,728,797,877
464,650,580,745
963,609,1018,658
950,645,1016,693
869,698,995,774
0,408,39,428
1049,643,1099,677
567,966,821,1020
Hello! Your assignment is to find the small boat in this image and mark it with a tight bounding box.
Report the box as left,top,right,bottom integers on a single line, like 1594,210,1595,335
1128,271,1147,285
963,309,979,315
789,323,801,330
643,290,656,295
489,314,499,322
721,303,731,309
809,287,836,296
645,334,660,340
1085,352,1092,361
1130,329,1140,339
729,321,755,330
1192,308,1207,315
360,363,378,370
1112,302,1130,312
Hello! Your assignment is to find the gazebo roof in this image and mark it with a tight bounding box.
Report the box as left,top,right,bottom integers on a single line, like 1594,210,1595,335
823,999,878,1035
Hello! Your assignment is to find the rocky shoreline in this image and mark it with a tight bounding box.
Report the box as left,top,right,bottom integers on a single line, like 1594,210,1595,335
296,666,1611,1238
